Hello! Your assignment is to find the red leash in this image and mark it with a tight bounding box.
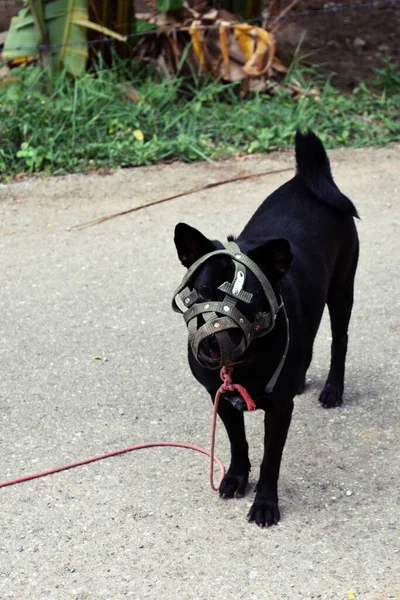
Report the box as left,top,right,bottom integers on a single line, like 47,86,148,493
0,366,255,492
209,365,256,491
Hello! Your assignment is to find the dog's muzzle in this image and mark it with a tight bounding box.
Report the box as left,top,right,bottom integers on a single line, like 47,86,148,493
172,241,282,369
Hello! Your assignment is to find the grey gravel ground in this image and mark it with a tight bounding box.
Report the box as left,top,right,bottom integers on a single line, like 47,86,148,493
0,145,399,600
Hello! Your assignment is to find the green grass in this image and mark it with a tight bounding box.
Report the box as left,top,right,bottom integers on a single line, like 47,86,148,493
0,59,399,180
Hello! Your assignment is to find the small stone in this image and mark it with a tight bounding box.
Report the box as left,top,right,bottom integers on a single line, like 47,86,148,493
17,545,24,552
346,490,353,496
353,37,366,55
119,408,125,416
327,40,340,49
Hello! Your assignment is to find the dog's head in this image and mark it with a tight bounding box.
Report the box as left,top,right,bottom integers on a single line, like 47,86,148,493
173,223,293,369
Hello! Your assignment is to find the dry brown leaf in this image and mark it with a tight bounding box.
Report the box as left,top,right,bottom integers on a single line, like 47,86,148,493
189,21,210,73
272,56,287,73
219,24,231,80
233,24,254,63
137,3,289,95
123,85,141,103
167,31,181,72
238,27,275,77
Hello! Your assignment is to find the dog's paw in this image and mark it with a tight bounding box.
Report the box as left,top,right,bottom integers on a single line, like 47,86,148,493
247,496,280,527
318,382,343,408
219,470,249,499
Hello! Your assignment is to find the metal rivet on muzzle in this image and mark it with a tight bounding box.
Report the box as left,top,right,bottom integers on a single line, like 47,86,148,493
214,322,221,329
223,306,230,312
184,298,190,305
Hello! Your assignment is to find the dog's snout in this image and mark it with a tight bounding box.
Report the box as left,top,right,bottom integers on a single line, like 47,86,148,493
200,336,220,360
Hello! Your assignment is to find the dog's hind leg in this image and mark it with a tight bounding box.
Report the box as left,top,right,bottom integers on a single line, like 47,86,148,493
214,397,251,498
319,242,359,408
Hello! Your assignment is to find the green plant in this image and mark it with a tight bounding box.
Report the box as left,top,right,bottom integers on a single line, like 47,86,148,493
0,61,399,181
374,57,400,94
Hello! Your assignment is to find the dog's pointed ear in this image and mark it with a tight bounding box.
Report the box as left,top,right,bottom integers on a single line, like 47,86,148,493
247,239,293,278
174,223,216,268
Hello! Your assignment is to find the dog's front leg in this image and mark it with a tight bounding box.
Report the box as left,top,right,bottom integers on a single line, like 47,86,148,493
212,395,251,499
248,399,294,527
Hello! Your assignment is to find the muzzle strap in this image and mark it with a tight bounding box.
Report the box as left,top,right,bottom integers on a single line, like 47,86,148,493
172,240,286,376
218,281,253,304
264,303,290,393
183,302,253,338
194,316,233,366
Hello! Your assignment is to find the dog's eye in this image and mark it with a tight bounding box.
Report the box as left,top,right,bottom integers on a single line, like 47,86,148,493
199,285,212,300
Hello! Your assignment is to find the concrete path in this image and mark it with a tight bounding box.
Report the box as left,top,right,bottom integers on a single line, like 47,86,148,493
0,145,399,600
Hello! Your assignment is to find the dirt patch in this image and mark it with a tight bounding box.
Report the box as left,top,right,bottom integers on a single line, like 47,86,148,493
275,0,399,89
0,1,16,32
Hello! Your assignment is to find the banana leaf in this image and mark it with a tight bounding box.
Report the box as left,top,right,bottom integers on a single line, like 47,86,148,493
3,0,127,76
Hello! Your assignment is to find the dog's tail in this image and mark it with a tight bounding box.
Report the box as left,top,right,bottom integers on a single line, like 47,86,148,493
295,130,359,218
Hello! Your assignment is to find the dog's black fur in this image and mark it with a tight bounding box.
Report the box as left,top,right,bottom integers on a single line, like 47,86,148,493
174,131,359,527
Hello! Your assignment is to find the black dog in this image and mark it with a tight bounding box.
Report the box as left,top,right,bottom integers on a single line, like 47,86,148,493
173,131,359,527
